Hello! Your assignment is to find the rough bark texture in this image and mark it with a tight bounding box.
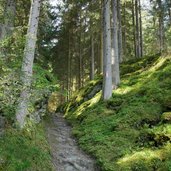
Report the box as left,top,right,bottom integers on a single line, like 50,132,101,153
102,0,112,100
112,0,120,89
16,0,41,128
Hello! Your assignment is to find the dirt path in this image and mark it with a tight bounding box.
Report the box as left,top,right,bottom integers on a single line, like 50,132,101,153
46,113,99,171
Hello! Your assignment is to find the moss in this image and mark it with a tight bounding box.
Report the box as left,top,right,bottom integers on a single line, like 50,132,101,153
0,123,53,171
162,112,171,122
65,54,171,171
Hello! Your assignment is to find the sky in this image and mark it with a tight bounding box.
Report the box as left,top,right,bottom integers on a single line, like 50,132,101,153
49,0,63,7
50,0,150,8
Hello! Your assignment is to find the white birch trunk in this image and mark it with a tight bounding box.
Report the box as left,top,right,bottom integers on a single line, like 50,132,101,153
16,0,41,128
102,0,112,100
112,0,120,89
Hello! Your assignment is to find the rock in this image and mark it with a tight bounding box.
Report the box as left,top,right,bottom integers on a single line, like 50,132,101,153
161,112,171,122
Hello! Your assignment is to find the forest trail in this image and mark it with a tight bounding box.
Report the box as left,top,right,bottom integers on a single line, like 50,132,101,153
46,113,99,171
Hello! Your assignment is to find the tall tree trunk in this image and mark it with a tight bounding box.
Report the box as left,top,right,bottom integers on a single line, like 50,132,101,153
117,0,123,63
78,32,82,88
16,0,41,128
67,30,71,101
132,0,137,58
90,35,95,80
139,0,143,57
0,0,16,40
135,0,140,57
102,0,112,100
112,0,120,89
157,0,164,52
100,0,104,74
169,7,171,25
123,2,126,59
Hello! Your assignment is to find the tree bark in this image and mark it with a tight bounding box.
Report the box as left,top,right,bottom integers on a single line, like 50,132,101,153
139,0,143,57
132,0,137,58
169,7,171,25
123,2,126,59
135,0,140,57
157,0,164,52
102,0,112,100
90,35,95,80
16,0,41,128
100,0,104,74
112,0,120,89
117,0,123,63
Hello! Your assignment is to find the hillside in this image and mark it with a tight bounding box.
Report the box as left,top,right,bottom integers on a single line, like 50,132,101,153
60,54,171,171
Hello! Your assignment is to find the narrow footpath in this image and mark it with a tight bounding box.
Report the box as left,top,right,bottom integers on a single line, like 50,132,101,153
46,113,99,171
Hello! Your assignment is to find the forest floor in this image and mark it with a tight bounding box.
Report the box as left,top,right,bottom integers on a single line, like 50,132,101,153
60,54,171,170
46,113,99,171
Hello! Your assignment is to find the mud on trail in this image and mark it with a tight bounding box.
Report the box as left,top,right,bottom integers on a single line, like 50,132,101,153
46,113,100,171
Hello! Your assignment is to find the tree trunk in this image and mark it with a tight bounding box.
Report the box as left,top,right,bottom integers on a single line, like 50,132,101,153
123,2,126,59
139,0,143,57
157,0,164,52
117,0,123,63
132,0,137,58
169,8,171,25
90,35,95,80
100,0,104,74
16,0,41,128
78,32,82,88
135,0,140,57
112,0,120,89
102,0,112,100
67,30,71,101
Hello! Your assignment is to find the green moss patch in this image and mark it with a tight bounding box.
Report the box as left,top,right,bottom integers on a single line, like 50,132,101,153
0,123,53,171
64,54,171,170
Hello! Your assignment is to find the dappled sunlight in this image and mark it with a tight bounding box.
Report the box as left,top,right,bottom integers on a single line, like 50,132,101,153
63,54,171,170
117,143,171,168
117,149,162,165
74,92,101,117
149,55,171,72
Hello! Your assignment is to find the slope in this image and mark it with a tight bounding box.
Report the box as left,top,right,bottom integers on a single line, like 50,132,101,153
60,53,171,171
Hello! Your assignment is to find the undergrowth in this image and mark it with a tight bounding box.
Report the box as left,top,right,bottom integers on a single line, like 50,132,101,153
63,54,171,171
0,123,53,171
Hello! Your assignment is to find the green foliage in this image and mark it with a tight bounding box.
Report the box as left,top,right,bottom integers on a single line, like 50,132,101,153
32,64,59,91
0,123,53,171
64,54,171,171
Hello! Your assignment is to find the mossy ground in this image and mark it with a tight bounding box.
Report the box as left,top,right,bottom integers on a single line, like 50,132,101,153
0,123,54,171
63,54,171,171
